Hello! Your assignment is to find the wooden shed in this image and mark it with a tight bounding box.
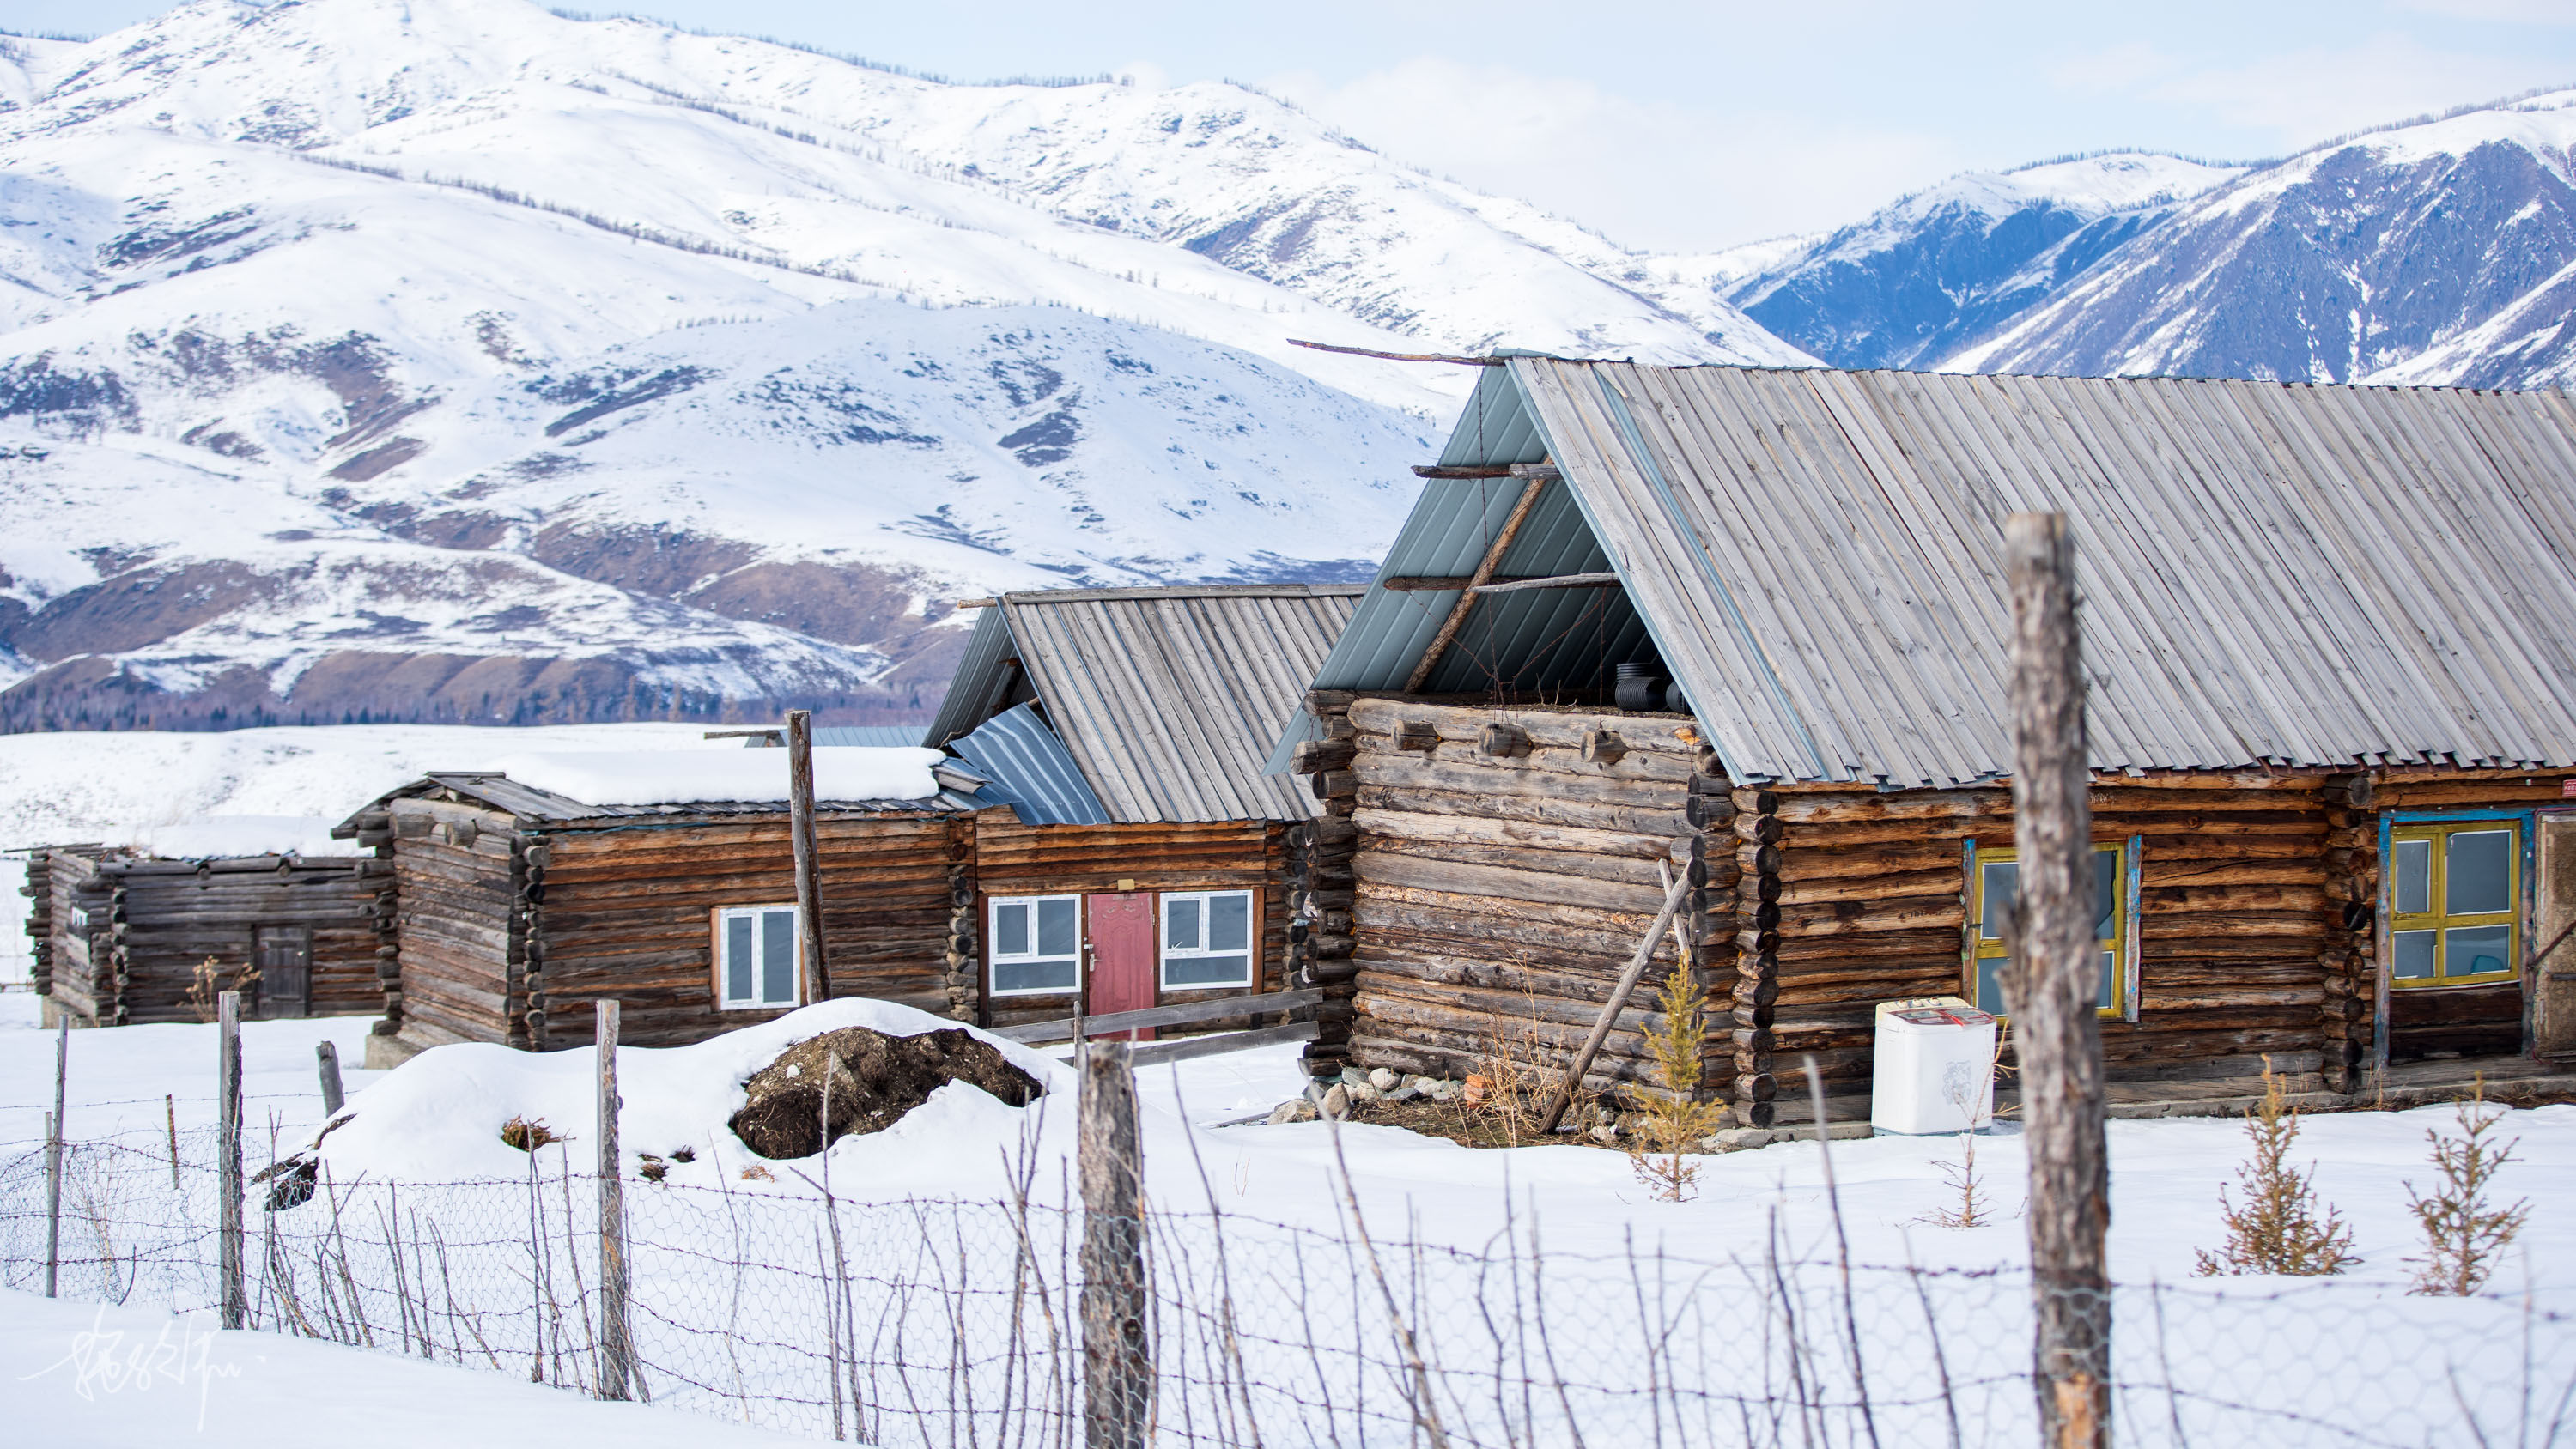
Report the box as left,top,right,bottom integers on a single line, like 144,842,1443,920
1279,361,2576,1125
27,845,386,1028
926,585,1361,1039
337,759,990,1062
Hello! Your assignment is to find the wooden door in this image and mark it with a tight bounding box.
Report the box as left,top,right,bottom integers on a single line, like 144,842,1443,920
1085,893,1157,1041
253,925,312,1019
2538,815,2576,1060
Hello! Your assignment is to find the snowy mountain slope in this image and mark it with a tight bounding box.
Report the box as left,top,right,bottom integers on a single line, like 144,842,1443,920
1947,92,2576,384
1719,153,2243,370
0,0,1804,731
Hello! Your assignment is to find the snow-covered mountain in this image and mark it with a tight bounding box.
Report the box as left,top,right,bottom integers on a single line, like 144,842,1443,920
1726,93,2576,389
0,0,1801,730
1720,154,2242,371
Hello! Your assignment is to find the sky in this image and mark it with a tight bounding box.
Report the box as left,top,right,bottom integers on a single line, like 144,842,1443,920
10,0,2576,252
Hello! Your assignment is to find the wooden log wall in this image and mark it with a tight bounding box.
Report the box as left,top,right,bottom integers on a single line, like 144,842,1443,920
21,852,55,1006
387,797,525,1050
1293,692,1360,1078
341,806,404,1042
970,815,1288,1034
1317,698,1721,1100
40,850,114,1024
96,856,383,1024
536,812,958,1050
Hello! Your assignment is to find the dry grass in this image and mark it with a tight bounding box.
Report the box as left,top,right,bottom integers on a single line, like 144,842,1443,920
183,955,262,1024
500,1116,566,1152
2194,1058,2360,1277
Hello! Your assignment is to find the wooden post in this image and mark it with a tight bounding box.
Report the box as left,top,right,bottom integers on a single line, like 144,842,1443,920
2005,512,2110,1449
596,999,634,1401
1079,1041,1151,1449
45,1017,65,1298
787,709,834,1004
1533,867,1697,1137
316,1040,346,1117
217,990,245,1330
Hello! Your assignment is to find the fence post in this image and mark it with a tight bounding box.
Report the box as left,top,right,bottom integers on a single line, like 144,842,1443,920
596,999,634,1401
1079,1041,1151,1449
45,1016,65,1298
787,709,834,1004
218,989,246,1329
2005,512,2111,1448
317,1040,346,1117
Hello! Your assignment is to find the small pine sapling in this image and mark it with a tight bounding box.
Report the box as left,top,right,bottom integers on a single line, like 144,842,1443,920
1923,1022,2008,1228
1627,963,1725,1202
2404,1079,2530,1296
2193,1057,2359,1276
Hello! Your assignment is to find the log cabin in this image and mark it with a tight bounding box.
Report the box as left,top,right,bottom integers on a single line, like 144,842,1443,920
337,751,993,1064
1276,360,2576,1125
924,584,1360,1038
28,845,386,1027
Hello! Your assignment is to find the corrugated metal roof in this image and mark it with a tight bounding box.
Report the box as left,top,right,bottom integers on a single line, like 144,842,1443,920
950,702,1112,825
1293,361,2576,787
935,585,1363,822
736,725,925,749
330,773,975,833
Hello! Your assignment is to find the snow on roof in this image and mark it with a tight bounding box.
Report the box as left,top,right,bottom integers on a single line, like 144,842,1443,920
485,748,944,807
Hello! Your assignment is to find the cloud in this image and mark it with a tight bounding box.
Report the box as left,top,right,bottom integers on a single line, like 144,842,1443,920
2049,33,2566,152
1265,55,1957,252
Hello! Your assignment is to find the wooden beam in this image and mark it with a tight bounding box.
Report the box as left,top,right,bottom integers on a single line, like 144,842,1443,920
787,710,833,1003
1288,337,1505,367
1124,1020,1320,1067
997,986,1325,1045
1402,472,1551,693
1470,571,1620,595
1409,464,1564,481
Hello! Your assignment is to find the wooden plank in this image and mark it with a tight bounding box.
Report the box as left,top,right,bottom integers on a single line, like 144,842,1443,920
996,987,1322,1044
1121,1020,1319,1067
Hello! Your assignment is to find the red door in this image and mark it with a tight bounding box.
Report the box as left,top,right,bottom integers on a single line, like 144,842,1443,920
1085,892,1157,1041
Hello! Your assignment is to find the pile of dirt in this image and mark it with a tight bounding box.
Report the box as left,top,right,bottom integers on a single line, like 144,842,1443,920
729,1026,1042,1159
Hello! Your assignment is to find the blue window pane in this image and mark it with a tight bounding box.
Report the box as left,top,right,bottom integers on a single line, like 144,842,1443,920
1165,954,1249,988
1166,897,1199,951
2446,831,2512,916
762,909,795,1005
994,901,1030,958
2395,840,2433,915
1209,893,1250,953
994,957,1078,993
2093,850,2119,942
1975,955,2010,1015
1037,897,1078,957
2445,925,2512,979
2394,929,2436,979
1979,862,2019,941
725,914,753,1003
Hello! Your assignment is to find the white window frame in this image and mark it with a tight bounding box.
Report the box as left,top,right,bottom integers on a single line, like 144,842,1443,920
1159,889,1257,991
988,894,1084,997
713,904,803,1011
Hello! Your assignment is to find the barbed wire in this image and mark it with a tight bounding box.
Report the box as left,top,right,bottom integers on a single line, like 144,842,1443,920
3,1125,2572,1446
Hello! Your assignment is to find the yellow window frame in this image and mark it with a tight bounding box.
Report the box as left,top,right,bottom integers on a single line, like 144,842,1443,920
1965,840,2135,1021
2387,819,2519,988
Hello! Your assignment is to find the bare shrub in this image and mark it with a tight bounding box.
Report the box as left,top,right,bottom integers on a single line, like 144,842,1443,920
1627,963,1724,1201
2193,1058,2358,1276
2404,1079,2530,1296
184,955,262,1023
501,1116,566,1152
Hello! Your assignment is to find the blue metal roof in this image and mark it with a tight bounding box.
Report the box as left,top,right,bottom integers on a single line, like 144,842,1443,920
736,725,927,749
948,701,1112,826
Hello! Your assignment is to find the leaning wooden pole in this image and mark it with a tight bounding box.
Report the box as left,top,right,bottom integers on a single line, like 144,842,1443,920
2004,512,2110,1449
44,1016,66,1298
217,990,246,1329
1533,866,1696,1137
1079,1041,1151,1449
787,709,834,1004
596,999,634,1401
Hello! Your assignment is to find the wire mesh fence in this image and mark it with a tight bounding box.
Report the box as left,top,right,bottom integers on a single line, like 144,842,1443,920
3,1122,2573,1447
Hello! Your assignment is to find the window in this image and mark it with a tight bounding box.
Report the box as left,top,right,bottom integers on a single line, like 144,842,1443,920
714,905,801,1010
2390,820,2519,987
1161,890,1255,990
990,894,1081,996
1969,841,2132,1019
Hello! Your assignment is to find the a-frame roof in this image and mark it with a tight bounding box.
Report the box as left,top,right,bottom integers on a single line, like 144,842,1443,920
1299,361,2576,788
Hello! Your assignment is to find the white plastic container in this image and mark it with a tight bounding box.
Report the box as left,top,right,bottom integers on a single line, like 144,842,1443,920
1869,996,1998,1136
